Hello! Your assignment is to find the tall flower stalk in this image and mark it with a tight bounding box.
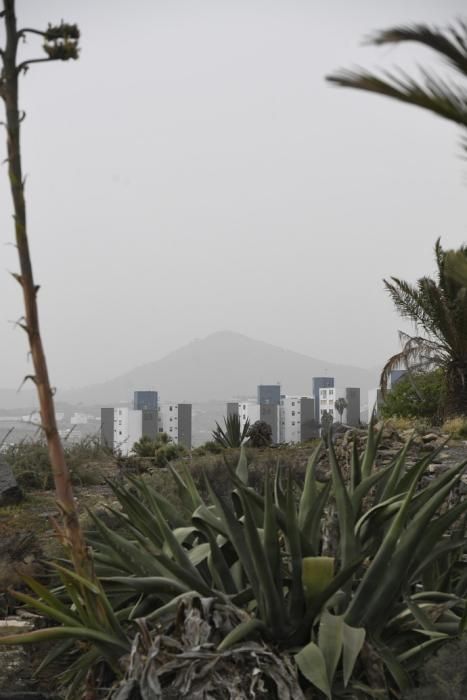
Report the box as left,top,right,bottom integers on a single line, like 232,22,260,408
0,0,87,572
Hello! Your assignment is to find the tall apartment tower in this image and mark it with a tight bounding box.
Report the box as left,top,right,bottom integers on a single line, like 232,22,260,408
280,396,317,443
257,384,281,442
345,387,361,426
158,403,192,449
312,377,335,422
257,384,281,406
101,407,115,450
134,390,158,411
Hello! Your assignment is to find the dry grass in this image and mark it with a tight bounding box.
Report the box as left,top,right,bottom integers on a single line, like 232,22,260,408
442,416,467,440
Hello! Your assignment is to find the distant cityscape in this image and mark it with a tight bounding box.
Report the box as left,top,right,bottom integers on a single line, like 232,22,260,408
95,372,406,454
0,371,406,454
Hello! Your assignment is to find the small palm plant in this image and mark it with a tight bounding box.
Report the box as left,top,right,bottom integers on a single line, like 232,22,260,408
212,413,250,448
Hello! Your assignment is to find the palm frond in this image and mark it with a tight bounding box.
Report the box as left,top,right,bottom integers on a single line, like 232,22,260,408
327,66,467,129
380,333,447,396
368,22,467,77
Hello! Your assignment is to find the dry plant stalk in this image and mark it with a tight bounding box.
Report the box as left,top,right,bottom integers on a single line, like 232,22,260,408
0,0,88,572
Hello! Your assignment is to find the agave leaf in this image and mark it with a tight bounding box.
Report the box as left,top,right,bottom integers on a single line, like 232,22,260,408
396,636,448,663
263,468,282,590
458,600,467,635
203,474,261,604
298,443,322,529
100,576,190,597
236,445,249,484
87,511,166,577
354,494,405,542
274,461,287,511
192,504,228,538
360,419,384,480
295,641,331,699
364,469,465,627
0,625,129,651
21,575,74,620
132,493,207,591
180,462,204,509
350,434,361,492
318,610,344,686
342,622,365,687
217,618,268,651
285,470,305,625
198,526,238,595
375,643,412,692
379,437,413,501
49,562,101,594
127,475,190,528
10,589,77,628
305,481,331,556
328,440,360,571
238,488,286,634
187,542,211,566
167,464,195,512
409,538,466,583
351,463,393,515
345,453,428,627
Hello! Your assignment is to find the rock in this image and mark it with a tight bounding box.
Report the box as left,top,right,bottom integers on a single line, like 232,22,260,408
0,456,22,506
422,433,440,443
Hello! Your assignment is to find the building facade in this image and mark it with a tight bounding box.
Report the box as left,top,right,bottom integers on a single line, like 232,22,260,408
344,387,361,426
257,384,281,406
312,377,335,422
158,403,192,449
134,390,158,411
279,396,317,443
319,386,337,421
101,401,192,454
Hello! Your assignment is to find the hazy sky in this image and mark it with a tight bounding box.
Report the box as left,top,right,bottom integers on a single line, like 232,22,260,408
1,0,467,392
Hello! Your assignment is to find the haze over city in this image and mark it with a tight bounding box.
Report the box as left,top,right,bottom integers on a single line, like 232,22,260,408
1,0,467,395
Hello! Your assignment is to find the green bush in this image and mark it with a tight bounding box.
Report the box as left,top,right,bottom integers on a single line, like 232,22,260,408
381,369,444,422
4,437,111,490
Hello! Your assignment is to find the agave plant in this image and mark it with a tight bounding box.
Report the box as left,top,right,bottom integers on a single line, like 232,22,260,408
212,413,250,448
2,420,467,698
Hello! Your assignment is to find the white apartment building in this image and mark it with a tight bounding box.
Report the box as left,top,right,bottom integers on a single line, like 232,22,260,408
280,396,302,443
159,404,179,442
280,395,316,443
319,386,337,421
113,407,144,456
237,401,261,433
158,403,192,448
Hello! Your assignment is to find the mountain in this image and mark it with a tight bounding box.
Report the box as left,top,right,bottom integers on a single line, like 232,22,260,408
51,331,377,406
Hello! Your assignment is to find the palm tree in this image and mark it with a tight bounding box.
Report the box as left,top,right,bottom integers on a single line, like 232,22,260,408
334,398,347,424
327,21,467,143
380,239,467,417
212,414,250,448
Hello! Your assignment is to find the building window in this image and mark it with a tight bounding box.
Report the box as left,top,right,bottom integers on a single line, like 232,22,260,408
292,411,295,416
292,402,295,406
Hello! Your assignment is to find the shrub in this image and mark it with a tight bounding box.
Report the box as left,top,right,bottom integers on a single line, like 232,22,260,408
442,416,467,439
381,370,444,422
4,437,111,490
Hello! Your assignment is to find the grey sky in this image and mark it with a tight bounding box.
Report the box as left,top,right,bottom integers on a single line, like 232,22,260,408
1,0,467,391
